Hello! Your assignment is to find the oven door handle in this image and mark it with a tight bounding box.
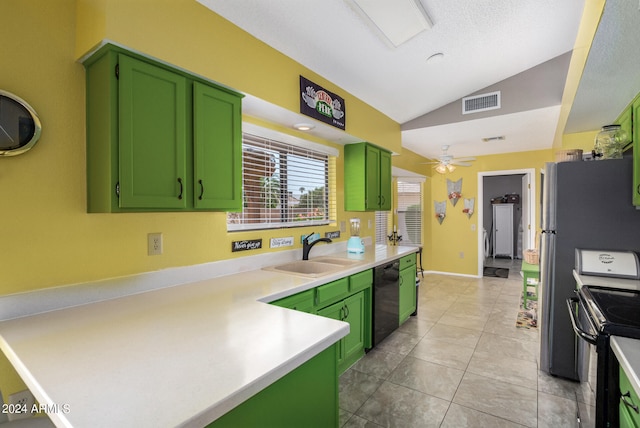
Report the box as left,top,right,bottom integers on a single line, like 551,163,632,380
566,297,598,345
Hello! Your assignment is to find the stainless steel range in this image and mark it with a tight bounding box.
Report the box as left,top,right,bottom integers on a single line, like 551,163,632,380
568,249,640,428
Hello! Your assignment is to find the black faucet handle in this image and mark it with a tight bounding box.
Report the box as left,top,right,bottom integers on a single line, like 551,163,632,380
304,232,316,243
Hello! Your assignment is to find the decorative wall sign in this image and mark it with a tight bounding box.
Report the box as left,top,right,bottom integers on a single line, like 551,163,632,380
463,198,475,218
434,201,446,225
325,231,341,239
300,76,345,130
270,237,294,248
232,239,263,252
447,178,462,206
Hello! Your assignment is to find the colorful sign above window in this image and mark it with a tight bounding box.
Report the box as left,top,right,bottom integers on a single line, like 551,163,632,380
300,76,345,130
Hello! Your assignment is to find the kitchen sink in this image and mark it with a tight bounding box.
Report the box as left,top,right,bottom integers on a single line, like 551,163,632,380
263,260,345,277
311,256,363,266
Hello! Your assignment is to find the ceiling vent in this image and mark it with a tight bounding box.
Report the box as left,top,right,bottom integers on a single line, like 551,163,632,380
462,91,501,115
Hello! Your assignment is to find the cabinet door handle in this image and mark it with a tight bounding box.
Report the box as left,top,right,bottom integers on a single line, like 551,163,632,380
198,179,204,200
621,391,639,413
637,184,640,195
343,304,349,319
381,195,385,206
177,178,183,200
400,275,403,286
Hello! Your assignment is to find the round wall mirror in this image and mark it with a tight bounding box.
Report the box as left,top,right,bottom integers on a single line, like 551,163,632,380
0,89,42,156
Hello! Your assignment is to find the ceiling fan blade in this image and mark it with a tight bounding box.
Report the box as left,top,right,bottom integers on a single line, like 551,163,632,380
453,157,476,162
451,161,473,167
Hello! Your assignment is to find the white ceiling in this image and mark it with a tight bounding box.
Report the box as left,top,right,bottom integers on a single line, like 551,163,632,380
197,1,629,161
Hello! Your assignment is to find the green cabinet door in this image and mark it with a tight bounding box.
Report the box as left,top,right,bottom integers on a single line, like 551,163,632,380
193,82,242,211
365,144,381,210
118,54,188,209
342,291,365,368
317,290,366,374
379,149,392,210
399,265,416,324
619,365,640,428
317,301,346,368
632,99,640,206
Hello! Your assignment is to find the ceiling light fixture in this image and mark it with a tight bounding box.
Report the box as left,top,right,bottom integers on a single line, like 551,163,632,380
351,0,433,47
293,123,315,131
434,163,456,174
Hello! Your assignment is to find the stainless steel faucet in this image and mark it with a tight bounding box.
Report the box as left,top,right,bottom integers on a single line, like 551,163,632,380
302,232,332,260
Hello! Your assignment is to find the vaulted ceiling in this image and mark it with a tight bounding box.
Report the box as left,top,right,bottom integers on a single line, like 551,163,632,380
198,1,640,162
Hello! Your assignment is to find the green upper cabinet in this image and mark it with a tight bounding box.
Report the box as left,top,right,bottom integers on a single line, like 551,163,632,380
118,55,188,209
84,44,243,213
193,82,242,210
344,142,392,211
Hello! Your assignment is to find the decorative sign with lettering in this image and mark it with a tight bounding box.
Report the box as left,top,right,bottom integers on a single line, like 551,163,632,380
270,237,294,248
300,76,345,130
325,231,340,239
232,239,263,252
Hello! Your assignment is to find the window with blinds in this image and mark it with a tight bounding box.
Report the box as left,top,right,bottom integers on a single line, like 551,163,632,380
397,180,422,245
227,133,332,231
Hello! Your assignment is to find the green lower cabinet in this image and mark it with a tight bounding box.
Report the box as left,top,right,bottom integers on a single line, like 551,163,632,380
317,291,366,374
208,344,338,428
619,365,640,428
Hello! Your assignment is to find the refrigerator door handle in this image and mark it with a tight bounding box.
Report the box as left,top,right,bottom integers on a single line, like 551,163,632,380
566,297,597,345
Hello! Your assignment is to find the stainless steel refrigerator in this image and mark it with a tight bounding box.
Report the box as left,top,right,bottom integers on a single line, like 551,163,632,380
539,157,640,380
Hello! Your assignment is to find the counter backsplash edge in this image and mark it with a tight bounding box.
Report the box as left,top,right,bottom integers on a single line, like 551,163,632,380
0,238,382,321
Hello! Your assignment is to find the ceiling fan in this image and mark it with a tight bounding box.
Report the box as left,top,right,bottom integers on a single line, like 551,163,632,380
423,145,476,174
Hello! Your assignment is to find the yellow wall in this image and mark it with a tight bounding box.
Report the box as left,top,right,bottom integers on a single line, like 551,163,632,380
562,130,598,153
0,0,402,296
426,149,553,276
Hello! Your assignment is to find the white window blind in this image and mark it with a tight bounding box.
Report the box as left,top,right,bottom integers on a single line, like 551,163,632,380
397,180,422,245
375,210,389,244
227,133,332,231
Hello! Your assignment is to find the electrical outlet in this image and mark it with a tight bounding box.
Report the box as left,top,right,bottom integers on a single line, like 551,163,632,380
459,252,464,259
7,389,35,421
148,233,163,255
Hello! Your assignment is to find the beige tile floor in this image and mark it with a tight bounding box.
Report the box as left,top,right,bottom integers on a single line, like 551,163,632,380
339,259,596,427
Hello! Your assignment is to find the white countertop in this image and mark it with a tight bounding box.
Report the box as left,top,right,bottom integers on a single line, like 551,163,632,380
611,336,640,398
573,270,640,291
0,244,418,427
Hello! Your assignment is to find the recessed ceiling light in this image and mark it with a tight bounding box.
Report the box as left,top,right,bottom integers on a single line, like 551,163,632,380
293,123,315,131
426,52,444,64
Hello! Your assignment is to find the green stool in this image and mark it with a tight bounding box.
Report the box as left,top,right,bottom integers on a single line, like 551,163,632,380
521,261,539,308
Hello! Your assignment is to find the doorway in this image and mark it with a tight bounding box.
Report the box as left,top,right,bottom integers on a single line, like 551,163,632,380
477,169,536,277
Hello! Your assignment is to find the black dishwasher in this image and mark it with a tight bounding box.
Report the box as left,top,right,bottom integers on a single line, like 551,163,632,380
372,261,400,348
